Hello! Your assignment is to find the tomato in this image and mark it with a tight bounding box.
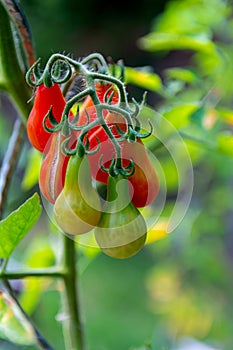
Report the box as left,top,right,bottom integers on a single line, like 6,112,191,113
94,175,147,259
39,130,77,204
87,112,159,207
53,154,101,235
122,138,159,207
27,83,67,153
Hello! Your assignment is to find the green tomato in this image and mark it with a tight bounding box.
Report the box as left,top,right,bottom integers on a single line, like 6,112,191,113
94,175,147,259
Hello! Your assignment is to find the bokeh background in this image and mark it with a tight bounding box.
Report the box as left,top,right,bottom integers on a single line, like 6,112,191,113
1,0,233,349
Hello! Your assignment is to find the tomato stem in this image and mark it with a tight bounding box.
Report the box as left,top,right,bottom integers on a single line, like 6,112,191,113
62,235,85,350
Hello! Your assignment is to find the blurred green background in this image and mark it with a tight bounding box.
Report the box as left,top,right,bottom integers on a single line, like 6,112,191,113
1,0,233,349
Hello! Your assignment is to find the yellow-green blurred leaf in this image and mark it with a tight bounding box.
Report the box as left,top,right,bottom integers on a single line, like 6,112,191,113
125,67,162,92
138,33,216,54
163,103,199,129
152,0,228,35
0,193,42,258
165,68,198,84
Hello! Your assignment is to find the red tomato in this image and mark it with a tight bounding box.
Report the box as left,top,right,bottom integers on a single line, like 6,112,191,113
27,83,67,153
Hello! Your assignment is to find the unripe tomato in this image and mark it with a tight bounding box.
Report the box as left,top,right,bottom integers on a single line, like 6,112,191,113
94,175,147,259
53,154,101,235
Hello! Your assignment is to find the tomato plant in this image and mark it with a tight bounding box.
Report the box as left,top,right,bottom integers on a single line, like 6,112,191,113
1,0,233,349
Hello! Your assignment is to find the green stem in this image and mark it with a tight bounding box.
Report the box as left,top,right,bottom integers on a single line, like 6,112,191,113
80,52,108,71
62,235,85,350
0,267,64,279
0,2,32,123
89,71,128,104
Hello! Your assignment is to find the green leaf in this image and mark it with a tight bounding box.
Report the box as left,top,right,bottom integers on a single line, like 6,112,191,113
0,289,36,345
125,67,162,92
22,148,42,190
0,193,42,258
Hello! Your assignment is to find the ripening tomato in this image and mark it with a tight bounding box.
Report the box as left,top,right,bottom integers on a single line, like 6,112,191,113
53,154,101,235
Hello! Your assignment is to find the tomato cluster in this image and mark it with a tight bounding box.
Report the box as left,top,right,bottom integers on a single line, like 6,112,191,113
27,82,159,259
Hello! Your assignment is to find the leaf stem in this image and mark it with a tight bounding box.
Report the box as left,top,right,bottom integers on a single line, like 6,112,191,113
0,266,64,279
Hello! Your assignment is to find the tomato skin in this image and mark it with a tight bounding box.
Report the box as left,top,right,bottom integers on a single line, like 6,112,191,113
94,175,147,259
39,128,78,204
39,132,68,204
122,139,160,208
53,154,101,235
27,83,67,153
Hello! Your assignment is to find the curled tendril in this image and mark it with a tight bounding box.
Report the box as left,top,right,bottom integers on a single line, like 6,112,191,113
128,121,154,140
34,60,43,81
61,132,101,157
42,107,62,133
131,98,141,119
26,58,44,86
84,135,101,156
49,59,73,84
62,136,77,156
26,57,73,87
132,117,141,133
80,53,108,73
100,155,135,178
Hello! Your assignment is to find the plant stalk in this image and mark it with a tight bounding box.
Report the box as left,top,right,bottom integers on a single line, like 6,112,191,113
62,235,85,350
0,2,32,123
